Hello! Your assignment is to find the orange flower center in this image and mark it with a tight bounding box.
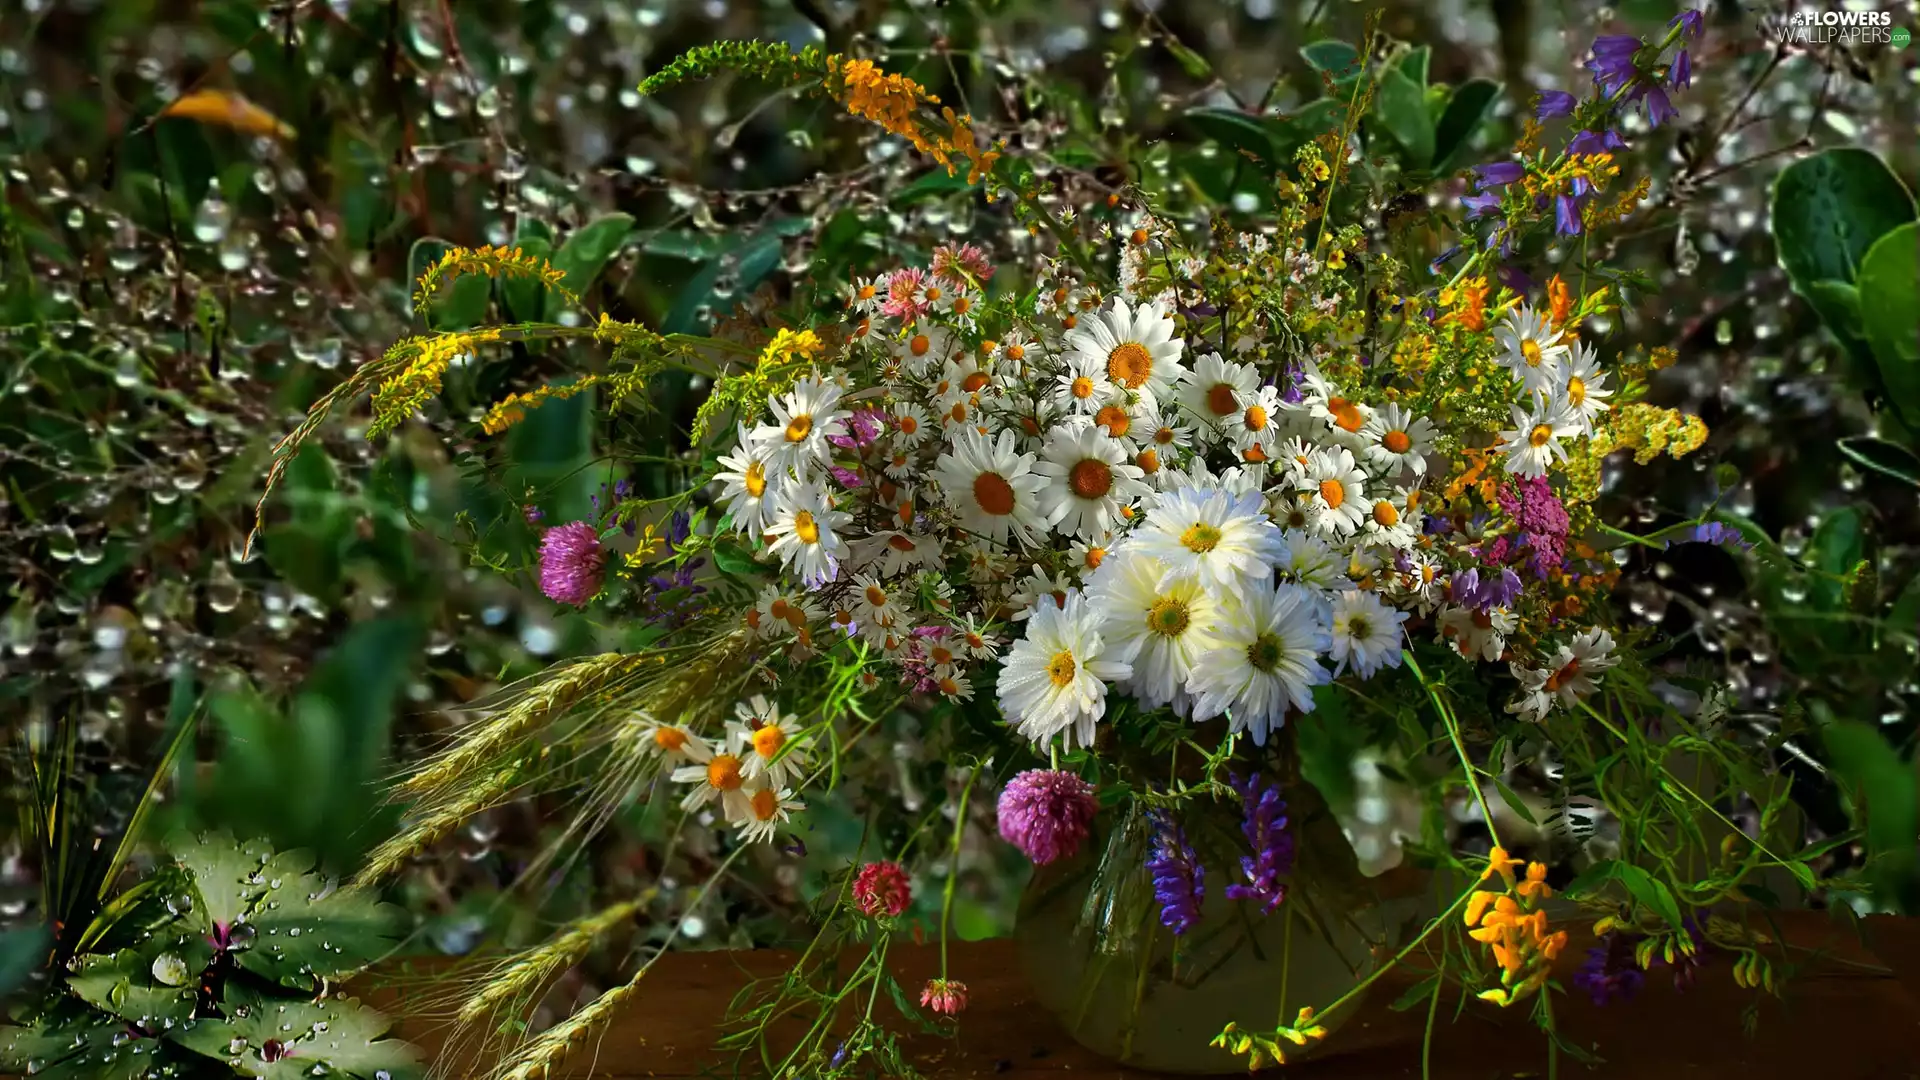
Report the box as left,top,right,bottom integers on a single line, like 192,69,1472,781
1244,404,1269,430
1329,398,1364,432
898,414,918,435
1383,429,1412,454
910,334,931,356
706,755,744,791
1070,376,1095,399
1136,448,1160,474
1545,658,1582,693
751,787,779,821
751,726,786,759
1095,404,1131,437
962,371,990,393
1006,343,1025,361
1372,500,1398,526
653,726,688,751
1107,342,1153,388
1083,546,1106,569
1319,478,1346,510
887,534,917,551
973,472,1016,515
1206,383,1237,416
1068,459,1113,499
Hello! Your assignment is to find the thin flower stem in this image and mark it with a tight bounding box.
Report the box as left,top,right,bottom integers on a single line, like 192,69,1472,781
1421,974,1442,1080
1403,648,1502,850
938,766,977,978
1308,884,1477,1025
1274,899,1294,1029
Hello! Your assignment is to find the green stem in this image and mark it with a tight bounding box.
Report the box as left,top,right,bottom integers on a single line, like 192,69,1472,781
938,767,977,978
1310,885,1477,1026
1404,649,1502,850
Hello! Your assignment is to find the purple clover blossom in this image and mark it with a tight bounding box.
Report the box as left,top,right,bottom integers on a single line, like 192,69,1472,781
1574,932,1646,1006
1223,773,1294,915
997,769,1099,866
1536,90,1578,120
1498,476,1573,576
538,521,605,607
829,407,885,450
1473,161,1527,188
1144,810,1205,936
829,465,865,489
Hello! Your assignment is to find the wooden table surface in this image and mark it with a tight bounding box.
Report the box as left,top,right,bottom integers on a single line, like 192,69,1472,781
381,913,1920,1079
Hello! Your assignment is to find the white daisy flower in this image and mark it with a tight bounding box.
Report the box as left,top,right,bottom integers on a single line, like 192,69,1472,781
1132,485,1286,594
1437,603,1517,662
1504,665,1557,723
715,428,778,534
1539,627,1618,705
1062,298,1187,411
1493,303,1568,399
765,482,852,586
995,328,1038,373
896,319,957,377
1034,425,1151,540
1396,551,1447,614
1090,399,1153,447
1358,402,1437,478
853,572,908,635
1298,360,1372,435
1009,564,1076,620
1277,529,1343,591
953,615,1001,660
1187,582,1332,746
941,288,981,329
1359,492,1419,549
918,631,965,677
671,748,754,817
1298,447,1369,538
996,592,1130,751
1227,384,1286,464
1089,551,1223,710
735,782,805,844
845,276,884,315
1554,340,1613,433
1327,590,1409,678
1498,402,1582,479
1178,352,1259,435
748,585,819,639
853,529,942,578
727,695,812,788
1068,535,1116,580
752,374,850,479
931,428,1050,548
1051,350,1116,416
889,401,932,448
933,671,976,701
636,716,709,766
1145,413,1194,455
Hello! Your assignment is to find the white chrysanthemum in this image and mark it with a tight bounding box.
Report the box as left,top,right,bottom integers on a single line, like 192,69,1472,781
1395,550,1447,613
953,616,1000,660
1034,425,1151,540
896,319,957,377
753,374,849,477
765,482,852,586
931,428,1050,548
1358,402,1437,478
734,781,805,844
1505,664,1556,723
1277,529,1343,592
852,572,908,635
1187,582,1331,745
1178,352,1260,435
1226,384,1286,463
636,716,708,766
1555,340,1613,433
1062,298,1187,411
846,276,884,315
997,592,1131,751
853,530,942,578
995,328,1037,374
1298,447,1369,537
1088,551,1222,710
1493,303,1569,399
889,401,932,448
1132,485,1286,594
1498,402,1581,479
1541,627,1617,704
1298,360,1373,435
1051,350,1116,417
1327,590,1409,678
934,386,985,433
727,695,812,788
1088,398,1155,448
715,427,778,534
1144,413,1194,457
1437,603,1518,662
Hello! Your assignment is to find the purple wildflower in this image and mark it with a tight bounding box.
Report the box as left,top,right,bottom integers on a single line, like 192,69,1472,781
1589,35,1644,98
1679,521,1753,551
538,521,605,607
1574,932,1646,1006
1536,90,1577,120
1643,85,1677,128
1223,773,1294,915
666,508,692,548
1498,476,1573,576
1568,128,1627,157
1461,191,1504,219
996,769,1098,866
1473,161,1527,188
1554,194,1584,236
829,465,865,489
1429,246,1462,274
829,407,885,450
1671,49,1692,90
1495,264,1535,295
1145,810,1205,935
1669,10,1704,39
1483,567,1525,608
522,504,545,526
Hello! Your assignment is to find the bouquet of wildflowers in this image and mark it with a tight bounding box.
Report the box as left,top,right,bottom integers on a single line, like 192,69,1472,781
255,10,1854,1077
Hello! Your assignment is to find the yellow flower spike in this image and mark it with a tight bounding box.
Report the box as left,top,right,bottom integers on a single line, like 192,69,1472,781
1482,845,1522,886
1477,987,1511,1007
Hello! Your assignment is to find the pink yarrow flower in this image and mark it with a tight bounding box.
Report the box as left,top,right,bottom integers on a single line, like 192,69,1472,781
880,267,930,320
852,861,912,918
996,769,1097,865
931,242,995,284
538,521,605,607
920,977,969,1016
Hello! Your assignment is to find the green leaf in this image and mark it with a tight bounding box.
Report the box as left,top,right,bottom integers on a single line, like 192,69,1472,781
1397,46,1430,89
1857,222,1920,428
1388,972,1441,1012
1373,66,1435,168
549,211,635,309
67,934,211,1025
1838,435,1920,489
1491,778,1538,825
170,990,420,1080
1822,722,1919,910
1301,40,1362,81
1804,279,1863,339
3,1008,171,1080
1808,506,1864,612
1184,107,1279,172
1432,79,1501,174
662,219,804,336
235,849,403,986
711,538,760,578
172,830,276,934
1164,35,1213,80
501,236,555,323
1560,859,1688,933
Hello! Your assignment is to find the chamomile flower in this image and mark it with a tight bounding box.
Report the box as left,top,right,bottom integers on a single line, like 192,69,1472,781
1009,564,1076,620
1227,384,1286,463
1538,627,1617,704
1395,550,1447,613
1052,351,1117,416
1034,425,1151,540
855,529,943,578
853,572,907,633
1186,582,1331,745
1178,352,1259,434
1504,665,1557,723
1062,298,1187,411
931,428,1050,548
1298,447,1369,537
1437,603,1517,662
735,782,805,844
939,288,981,329
1089,551,1223,710
1132,485,1287,594
889,401,932,447
636,717,708,766
1494,303,1569,399
1327,590,1409,678
1298,360,1372,434
996,592,1131,751
952,615,1001,660
1068,534,1115,580
1359,492,1419,549
1554,340,1613,433
995,328,1037,373
1090,400,1152,446
895,319,956,377
727,696,812,787
715,428,778,534
749,585,819,639
845,276,884,315
672,750,754,818
765,482,852,586
1498,402,1582,479
754,374,850,478
1358,402,1437,478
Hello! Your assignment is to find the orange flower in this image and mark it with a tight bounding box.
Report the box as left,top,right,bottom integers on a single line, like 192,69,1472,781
1546,274,1573,327
1516,861,1554,902
1481,845,1521,886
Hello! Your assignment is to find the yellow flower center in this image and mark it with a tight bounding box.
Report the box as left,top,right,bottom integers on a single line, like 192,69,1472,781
1383,429,1412,454
744,460,767,497
910,334,930,356
1136,448,1160,474
1244,404,1268,430
1372,500,1399,526
751,725,786,759
1319,478,1346,510
1070,376,1095,399
1245,633,1284,673
1107,342,1153,388
751,787,779,821
792,510,821,544
1047,650,1077,687
1007,343,1026,361
1181,522,1222,553
1528,424,1553,447
898,413,918,435
865,584,889,607
1521,339,1543,367
652,726,688,751
1083,546,1106,569
785,414,813,442
706,754,744,791
1068,459,1113,499
1567,376,1586,406
1146,596,1190,637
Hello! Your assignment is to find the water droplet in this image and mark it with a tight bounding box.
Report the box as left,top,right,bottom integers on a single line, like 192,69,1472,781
193,191,232,244
475,85,501,118
151,952,189,987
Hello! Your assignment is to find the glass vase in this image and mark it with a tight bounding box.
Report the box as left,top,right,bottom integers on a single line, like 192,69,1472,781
1013,781,1433,1074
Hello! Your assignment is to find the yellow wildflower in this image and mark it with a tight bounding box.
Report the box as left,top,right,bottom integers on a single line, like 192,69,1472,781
369,329,502,439
481,375,604,435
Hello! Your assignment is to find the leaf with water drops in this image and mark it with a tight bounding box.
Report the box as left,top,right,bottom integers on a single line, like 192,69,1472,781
168,988,419,1080
548,211,636,311
66,935,211,1026
170,832,277,939
233,849,404,987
